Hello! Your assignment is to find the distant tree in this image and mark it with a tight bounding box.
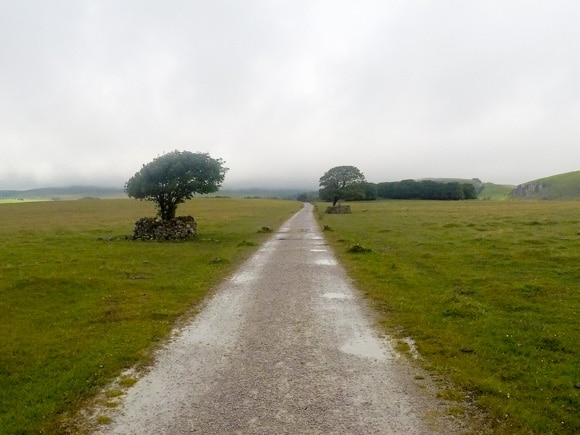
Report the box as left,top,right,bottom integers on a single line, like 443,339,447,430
396,179,420,199
296,191,320,202
377,181,396,199
443,182,465,200
462,183,478,199
319,165,366,202
364,182,378,200
125,150,228,221
419,180,441,199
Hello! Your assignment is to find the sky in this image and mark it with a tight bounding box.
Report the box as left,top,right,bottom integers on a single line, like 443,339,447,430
1,1,580,191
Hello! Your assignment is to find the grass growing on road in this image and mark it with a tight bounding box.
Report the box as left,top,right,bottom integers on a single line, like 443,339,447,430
0,198,300,434
318,200,579,434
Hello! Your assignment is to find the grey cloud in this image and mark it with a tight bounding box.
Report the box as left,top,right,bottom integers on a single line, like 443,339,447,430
1,1,579,190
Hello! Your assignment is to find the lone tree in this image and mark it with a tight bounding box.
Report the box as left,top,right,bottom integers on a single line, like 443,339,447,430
125,150,228,221
319,165,366,203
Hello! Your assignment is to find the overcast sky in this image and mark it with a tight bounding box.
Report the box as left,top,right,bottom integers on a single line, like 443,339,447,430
1,1,579,190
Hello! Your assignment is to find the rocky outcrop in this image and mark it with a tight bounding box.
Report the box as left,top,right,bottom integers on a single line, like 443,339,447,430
510,182,547,198
132,216,197,241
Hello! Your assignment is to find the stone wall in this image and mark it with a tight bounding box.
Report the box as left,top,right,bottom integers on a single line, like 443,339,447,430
132,216,197,241
325,205,352,214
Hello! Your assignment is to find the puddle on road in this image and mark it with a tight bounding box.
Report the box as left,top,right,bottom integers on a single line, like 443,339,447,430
340,336,391,361
301,230,324,240
230,271,256,284
310,249,327,252
322,292,352,300
314,258,337,266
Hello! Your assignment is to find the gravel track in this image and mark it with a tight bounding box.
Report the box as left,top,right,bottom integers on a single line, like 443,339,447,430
96,203,467,434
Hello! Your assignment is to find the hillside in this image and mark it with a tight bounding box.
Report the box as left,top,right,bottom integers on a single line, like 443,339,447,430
509,171,580,200
478,183,515,200
509,170,580,199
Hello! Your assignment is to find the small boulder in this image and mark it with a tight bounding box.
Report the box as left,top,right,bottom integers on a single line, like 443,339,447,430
325,205,352,214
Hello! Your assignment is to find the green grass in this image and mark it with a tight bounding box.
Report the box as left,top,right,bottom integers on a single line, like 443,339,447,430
534,170,580,199
318,200,579,434
0,197,301,433
479,182,514,200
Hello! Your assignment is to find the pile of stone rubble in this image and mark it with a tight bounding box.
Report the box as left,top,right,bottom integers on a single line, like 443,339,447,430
132,216,197,241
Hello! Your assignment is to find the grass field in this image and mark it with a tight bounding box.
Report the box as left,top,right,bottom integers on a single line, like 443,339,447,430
0,198,301,433
478,183,514,200
318,200,579,434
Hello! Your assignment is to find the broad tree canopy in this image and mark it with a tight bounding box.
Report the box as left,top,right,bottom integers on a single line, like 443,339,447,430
125,150,228,221
319,165,366,202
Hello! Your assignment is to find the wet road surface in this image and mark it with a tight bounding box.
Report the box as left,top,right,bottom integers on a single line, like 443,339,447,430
98,203,464,434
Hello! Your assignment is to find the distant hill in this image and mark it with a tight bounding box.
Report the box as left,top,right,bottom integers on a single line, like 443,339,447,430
509,170,580,199
0,185,308,202
12,175,578,202
0,186,124,201
208,188,310,200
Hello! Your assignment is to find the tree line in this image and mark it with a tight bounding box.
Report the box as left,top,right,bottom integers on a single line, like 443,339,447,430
318,166,478,202
376,179,477,200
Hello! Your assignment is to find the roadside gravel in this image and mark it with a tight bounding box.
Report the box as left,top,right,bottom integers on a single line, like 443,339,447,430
94,203,470,434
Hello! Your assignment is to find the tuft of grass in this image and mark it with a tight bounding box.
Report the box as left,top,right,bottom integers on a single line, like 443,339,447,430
104,389,124,399
346,244,372,253
209,256,229,264
96,415,112,425
118,377,137,388
437,389,465,402
446,405,465,417
395,340,411,354
318,200,580,434
0,198,301,433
